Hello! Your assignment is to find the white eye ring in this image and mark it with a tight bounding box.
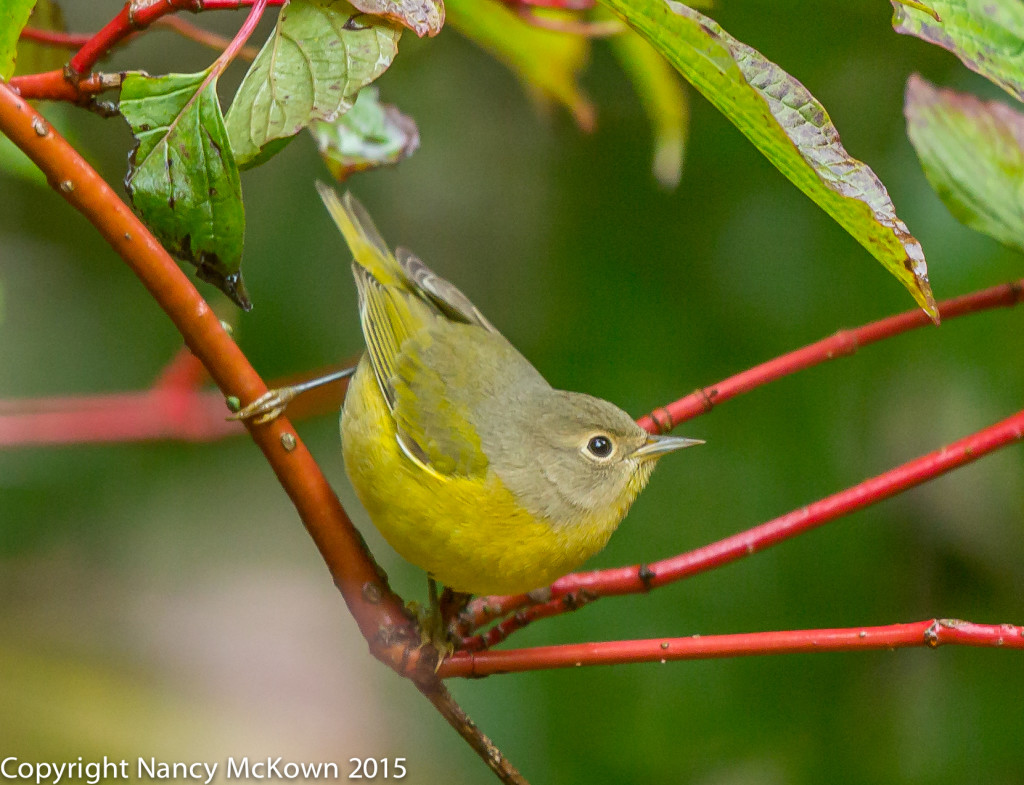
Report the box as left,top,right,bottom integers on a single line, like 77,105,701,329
584,434,614,460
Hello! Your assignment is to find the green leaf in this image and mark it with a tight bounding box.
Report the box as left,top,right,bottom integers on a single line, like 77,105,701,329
892,0,1024,103
446,0,594,131
610,28,689,189
225,0,401,169
349,0,444,37
0,0,36,80
120,69,250,310
13,0,66,76
312,87,419,181
906,74,1024,254
600,0,937,320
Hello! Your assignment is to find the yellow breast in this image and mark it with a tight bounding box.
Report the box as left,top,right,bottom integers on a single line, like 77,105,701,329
341,360,622,596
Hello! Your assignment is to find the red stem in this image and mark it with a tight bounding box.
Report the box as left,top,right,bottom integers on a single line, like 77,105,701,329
639,279,1023,433
8,71,120,102
209,0,267,71
19,28,92,48
442,619,1024,677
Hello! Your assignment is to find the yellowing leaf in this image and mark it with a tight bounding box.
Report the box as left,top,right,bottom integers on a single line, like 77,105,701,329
446,0,593,131
600,0,937,320
0,0,36,80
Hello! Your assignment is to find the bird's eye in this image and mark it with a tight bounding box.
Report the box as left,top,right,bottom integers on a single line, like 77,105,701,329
586,435,613,458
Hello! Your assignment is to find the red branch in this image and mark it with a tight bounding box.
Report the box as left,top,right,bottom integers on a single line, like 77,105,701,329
639,279,1023,433
444,619,1024,676
8,71,121,103
0,79,428,676
9,0,286,102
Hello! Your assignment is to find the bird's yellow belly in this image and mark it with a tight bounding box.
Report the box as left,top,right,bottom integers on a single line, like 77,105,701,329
341,362,618,596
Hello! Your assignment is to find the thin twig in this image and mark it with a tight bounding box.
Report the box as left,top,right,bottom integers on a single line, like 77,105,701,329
444,619,1024,676
18,27,92,48
418,683,529,785
0,355,355,447
154,16,260,60
639,279,1023,433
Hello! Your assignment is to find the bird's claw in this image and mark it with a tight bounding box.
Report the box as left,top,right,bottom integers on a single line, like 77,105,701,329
227,387,298,424
408,598,457,671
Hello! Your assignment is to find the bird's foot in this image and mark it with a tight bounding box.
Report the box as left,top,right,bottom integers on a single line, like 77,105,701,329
228,366,356,424
228,387,299,424
407,599,457,670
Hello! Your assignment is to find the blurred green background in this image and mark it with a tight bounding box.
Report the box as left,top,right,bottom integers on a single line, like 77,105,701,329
2,2,1023,783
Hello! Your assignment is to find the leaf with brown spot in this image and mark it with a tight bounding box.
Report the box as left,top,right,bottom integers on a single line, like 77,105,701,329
349,0,444,37
600,0,938,320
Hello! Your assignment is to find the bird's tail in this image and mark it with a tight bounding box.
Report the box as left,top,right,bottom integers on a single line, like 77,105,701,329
316,181,405,288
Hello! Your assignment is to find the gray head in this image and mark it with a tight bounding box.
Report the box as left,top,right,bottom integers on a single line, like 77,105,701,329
481,389,702,529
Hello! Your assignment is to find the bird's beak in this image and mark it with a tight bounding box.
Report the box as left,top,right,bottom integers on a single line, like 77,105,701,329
632,433,705,461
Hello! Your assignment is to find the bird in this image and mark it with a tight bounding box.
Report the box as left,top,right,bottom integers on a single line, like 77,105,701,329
238,184,703,601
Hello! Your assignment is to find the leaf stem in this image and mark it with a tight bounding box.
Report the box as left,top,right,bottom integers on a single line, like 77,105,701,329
209,0,268,75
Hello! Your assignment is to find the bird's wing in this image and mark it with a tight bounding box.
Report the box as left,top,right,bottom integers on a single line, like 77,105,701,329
353,264,488,478
395,247,498,334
